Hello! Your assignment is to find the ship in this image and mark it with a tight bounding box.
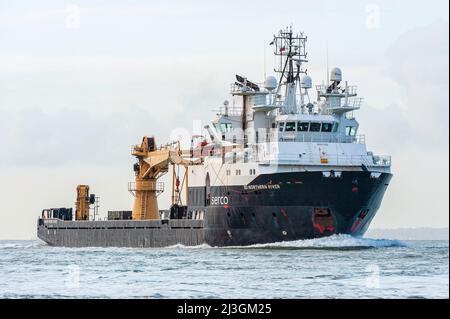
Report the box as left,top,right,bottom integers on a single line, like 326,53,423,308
37,27,392,247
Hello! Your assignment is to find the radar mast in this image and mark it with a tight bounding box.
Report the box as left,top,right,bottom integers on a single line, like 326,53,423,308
271,26,308,114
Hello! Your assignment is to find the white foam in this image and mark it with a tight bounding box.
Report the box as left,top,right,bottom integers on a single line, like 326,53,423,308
165,243,212,249
162,234,406,250
3,235,404,250
237,234,406,249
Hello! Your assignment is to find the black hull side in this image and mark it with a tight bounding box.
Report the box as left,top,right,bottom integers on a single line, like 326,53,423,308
194,171,392,246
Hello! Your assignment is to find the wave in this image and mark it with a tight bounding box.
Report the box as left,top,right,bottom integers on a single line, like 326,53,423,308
229,234,406,250
0,241,44,250
164,234,406,250
1,235,405,251
165,243,212,249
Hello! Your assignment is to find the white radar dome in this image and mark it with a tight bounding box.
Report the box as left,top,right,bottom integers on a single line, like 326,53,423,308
264,75,278,91
330,67,342,82
301,75,312,89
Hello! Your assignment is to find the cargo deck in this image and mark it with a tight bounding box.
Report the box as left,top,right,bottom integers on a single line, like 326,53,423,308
37,219,205,247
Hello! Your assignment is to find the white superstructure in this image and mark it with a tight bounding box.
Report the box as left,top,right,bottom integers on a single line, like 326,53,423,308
188,26,391,188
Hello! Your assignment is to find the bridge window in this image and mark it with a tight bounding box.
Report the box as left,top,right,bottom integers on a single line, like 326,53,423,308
298,122,309,132
285,122,296,132
321,123,333,132
309,122,321,132
214,123,232,134
278,122,285,132
332,123,339,132
346,126,357,136
221,123,232,133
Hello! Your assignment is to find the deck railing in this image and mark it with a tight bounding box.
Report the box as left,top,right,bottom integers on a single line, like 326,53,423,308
258,153,391,167
274,132,365,144
127,181,164,196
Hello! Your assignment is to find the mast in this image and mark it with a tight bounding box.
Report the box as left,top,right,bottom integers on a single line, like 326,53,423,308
271,26,308,114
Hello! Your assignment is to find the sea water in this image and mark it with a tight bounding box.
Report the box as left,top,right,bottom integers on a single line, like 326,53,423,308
0,235,448,298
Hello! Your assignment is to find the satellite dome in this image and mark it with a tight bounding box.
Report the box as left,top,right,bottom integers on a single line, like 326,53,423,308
264,75,278,91
300,75,312,89
330,67,342,82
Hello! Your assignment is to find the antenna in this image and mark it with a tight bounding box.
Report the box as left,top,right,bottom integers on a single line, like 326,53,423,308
263,42,266,79
326,40,329,84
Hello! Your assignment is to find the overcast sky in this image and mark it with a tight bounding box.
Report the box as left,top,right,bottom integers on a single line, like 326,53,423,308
0,0,448,239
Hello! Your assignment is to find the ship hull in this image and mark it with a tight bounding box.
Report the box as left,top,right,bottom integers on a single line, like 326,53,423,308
201,171,392,246
37,171,392,247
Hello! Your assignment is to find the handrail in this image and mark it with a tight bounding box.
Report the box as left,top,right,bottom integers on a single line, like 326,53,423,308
226,133,365,144
128,181,164,196
265,132,365,144
202,142,391,167
258,153,391,167
216,106,243,117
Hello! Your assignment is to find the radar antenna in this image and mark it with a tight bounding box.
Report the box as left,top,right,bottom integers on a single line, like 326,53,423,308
270,26,308,114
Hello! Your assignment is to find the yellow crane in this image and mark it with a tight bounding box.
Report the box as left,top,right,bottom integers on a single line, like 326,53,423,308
75,185,90,220
129,136,202,220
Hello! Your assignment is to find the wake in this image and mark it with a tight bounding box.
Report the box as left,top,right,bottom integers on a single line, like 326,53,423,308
167,234,406,250
235,234,406,250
